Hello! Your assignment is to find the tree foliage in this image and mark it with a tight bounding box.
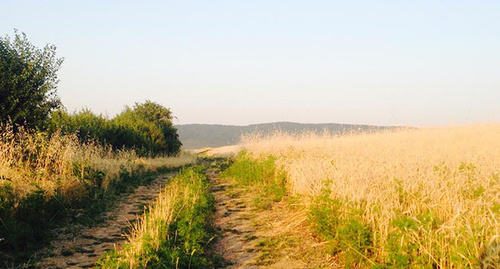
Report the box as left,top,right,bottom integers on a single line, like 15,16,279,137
114,101,182,155
0,30,63,129
49,101,182,156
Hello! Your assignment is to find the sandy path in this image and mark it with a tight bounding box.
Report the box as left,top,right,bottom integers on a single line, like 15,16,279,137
209,172,338,269
36,174,174,269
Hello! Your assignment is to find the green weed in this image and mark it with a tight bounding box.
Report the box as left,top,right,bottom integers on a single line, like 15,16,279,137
308,190,374,267
254,237,289,266
221,151,287,210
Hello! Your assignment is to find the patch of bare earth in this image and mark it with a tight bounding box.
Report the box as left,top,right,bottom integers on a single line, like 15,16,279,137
209,173,339,269
34,174,174,269
191,145,242,158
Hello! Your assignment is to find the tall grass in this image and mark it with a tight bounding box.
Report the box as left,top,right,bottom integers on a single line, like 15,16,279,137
97,166,215,268
239,125,500,268
0,124,195,254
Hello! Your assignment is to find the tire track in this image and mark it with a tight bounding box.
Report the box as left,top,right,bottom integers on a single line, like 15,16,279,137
209,172,338,268
36,174,174,269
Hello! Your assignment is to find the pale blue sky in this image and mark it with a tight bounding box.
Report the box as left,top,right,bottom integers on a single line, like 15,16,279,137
2,1,499,126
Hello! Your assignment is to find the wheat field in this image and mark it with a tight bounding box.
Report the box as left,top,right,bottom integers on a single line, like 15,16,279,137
240,125,500,267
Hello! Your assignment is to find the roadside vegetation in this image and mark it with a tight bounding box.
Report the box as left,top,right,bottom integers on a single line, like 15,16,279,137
0,123,194,259
96,166,216,268
0,30,192,264
220,152,286,210
223,125,500,268
3,29,500,269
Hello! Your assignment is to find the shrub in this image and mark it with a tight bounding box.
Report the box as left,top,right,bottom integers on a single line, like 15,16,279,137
49,101,182,156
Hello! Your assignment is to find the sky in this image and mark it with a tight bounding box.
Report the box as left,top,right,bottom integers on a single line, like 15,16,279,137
2,0,500,126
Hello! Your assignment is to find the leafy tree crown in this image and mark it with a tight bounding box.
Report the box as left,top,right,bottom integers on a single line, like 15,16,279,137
0,30,63,129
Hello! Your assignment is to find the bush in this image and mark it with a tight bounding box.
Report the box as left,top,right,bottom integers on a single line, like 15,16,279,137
49,100,182,156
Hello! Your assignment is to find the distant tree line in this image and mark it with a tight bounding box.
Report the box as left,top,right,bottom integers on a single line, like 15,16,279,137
1,30,181,156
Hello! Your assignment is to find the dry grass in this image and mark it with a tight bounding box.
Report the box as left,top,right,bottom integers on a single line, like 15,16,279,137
0,124,196,205
108,182,182,268
240,124,500,267
135,152,197,172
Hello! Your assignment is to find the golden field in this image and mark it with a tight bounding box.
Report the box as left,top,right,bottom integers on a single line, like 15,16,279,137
240,125,500,267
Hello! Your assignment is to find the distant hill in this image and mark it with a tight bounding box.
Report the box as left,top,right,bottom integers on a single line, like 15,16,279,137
176,122,395,149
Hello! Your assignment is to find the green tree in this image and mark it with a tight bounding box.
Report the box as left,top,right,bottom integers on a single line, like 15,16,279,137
113,101,182,155
49,101,182,156
0,30,63,129
131,101,182,153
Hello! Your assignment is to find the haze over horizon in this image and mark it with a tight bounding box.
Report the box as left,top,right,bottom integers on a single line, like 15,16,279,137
173,121,397,127
3,1,499,127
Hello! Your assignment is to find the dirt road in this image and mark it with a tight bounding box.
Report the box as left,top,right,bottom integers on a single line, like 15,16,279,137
36,174,174,269
209,172,338,268
35,167,336,268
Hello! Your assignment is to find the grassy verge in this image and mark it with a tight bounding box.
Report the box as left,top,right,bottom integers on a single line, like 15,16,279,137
96,165,216,268
0,126,195,261
220,151,286,210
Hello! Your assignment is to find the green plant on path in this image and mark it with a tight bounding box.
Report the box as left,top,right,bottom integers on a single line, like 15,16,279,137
97,166,216,269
